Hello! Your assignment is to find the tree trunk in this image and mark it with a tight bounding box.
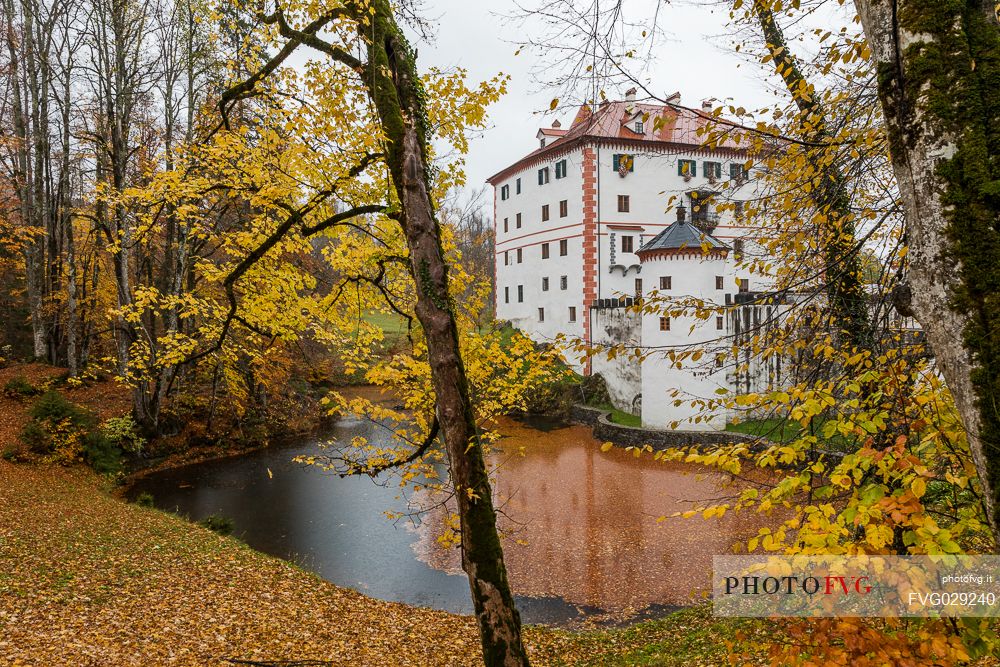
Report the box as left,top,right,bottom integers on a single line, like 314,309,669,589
855,0,1000,547
753,0,869,350
354,2,530,663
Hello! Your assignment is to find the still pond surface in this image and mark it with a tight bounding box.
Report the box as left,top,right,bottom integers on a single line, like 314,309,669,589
129,405,764,626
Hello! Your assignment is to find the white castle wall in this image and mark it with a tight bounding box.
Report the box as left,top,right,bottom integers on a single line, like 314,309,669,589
494,146,588,371
590,307,642,412
638,250,732,430
492,130,782,430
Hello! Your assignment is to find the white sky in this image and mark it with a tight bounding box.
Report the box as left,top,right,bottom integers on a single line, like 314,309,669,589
410,0,789,197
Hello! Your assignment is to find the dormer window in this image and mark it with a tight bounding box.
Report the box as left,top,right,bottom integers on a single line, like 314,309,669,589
540,138,546,148
634,120,644,134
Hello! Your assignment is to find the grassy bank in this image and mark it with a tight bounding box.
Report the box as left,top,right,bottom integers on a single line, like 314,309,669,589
0,460,755,666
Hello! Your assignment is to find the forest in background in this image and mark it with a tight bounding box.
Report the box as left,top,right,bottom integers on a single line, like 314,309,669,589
0,0,500,449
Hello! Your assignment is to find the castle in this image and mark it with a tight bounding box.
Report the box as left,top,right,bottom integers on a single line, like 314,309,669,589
487,90,778,430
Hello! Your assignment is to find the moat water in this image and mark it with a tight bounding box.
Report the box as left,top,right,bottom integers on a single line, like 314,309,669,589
128,399,765,626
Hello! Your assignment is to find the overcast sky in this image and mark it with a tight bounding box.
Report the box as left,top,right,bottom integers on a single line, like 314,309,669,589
409,0,790,199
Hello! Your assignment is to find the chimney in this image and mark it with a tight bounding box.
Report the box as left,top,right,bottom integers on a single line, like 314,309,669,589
701,98,715,111
676,203,686,224
625,87,637,102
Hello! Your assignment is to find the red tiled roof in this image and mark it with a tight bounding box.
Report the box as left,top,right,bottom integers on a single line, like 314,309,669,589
487,99,749,184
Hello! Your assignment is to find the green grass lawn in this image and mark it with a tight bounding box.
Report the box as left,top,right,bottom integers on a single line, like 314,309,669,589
725,417,803,442
590,403,642,428
726,416,858,451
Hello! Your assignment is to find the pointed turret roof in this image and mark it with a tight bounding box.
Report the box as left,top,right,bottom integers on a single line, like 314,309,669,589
637,215,729,255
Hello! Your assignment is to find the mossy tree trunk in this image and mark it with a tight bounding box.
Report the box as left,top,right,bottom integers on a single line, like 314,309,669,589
855,0,1000,547
352,3,530,664
221,2,532,660
753,0,870,351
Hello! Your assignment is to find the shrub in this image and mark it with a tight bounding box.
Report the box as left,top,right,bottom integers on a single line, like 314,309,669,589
81,432,121,474
3,375,40,399
4,375,38,397
1,443,28,462
19,420,50,454
101,415,146,455
134,492,155,508
30,390,91,428
199,514,234,536
18,391,121,472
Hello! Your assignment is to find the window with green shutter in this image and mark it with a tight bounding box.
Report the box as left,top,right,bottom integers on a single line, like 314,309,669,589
612,154,634,173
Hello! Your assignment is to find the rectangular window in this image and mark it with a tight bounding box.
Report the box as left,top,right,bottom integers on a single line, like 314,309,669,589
704,161,722,180
504,251,509,266
569,306,577,322
518,285,524,302
634,120,644,134
542,277,549,291
538,167,550,185
679,159,697,177
517,248,523,263
660,276,671,290
738,278,749,293
538,307,545,322
734,238,744,261
621,235,634,253
659,317,670,331
612,153,634,173
730,162,749,181
541,243,550,259
541,204,550,221
715,275,724,290
560,275,568,290
516,177,521,194
555,160,567,179
617,195,630,213
559,239,568,256
559,200,568,217
516,213,522,229
635,278,643,295
500,184,510,200
503,217,509,233
716,316,724,330
504,286,509,303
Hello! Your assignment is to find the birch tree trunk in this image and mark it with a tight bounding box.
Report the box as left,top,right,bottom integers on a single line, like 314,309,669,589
855,0,1000,546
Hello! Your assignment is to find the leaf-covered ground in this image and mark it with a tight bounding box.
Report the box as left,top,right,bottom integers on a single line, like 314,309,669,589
0,460,754,666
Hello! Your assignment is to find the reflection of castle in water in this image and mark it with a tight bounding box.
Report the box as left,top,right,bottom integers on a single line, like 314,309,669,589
413,417,772,613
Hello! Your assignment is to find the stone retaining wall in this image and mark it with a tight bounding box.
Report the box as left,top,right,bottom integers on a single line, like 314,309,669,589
568,404,845,461
568,404,755,449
